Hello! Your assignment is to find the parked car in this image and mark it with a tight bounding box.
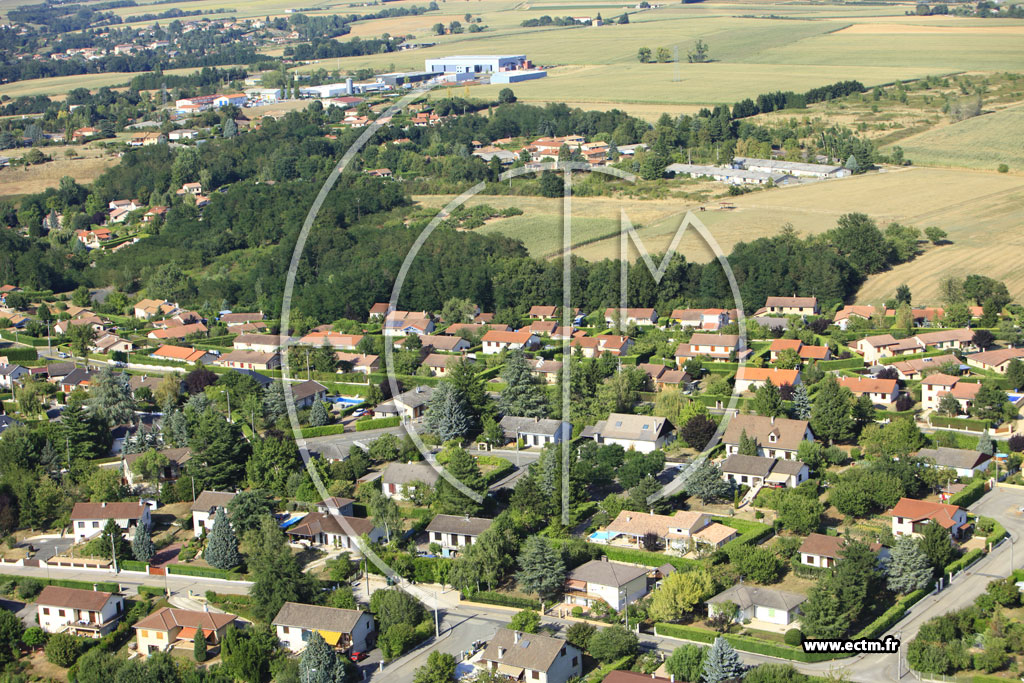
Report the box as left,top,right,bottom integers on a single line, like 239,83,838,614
348,651,368,662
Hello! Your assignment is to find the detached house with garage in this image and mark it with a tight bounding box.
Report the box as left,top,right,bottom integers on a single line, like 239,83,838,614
675,333,749,362
888,497,968,541
476,630,582,683
599,509,736,552
381,462,440,501
191,490,236,537
499,416,572,447
966,348,1024,374
37,586,125,637
720,454,809,489
425,514,493,556
563,559,649,612
134,607,237,657
481,330,540,354
837,376,899,406
580,413,673,453
913,447,993,478
921,373,980,412
707,585,807,627
603,307,658,326
761,296,818,316
798,533,886,569
722,415,813,460
273,603,376,654
70,502,151,542
733,367,801,394
284,512,384,550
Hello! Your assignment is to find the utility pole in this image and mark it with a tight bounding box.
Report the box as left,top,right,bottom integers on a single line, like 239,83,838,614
434,590,440,637
110,530,118,574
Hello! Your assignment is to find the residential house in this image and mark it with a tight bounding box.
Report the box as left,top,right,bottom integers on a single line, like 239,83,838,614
722,415,813,460
129,132,166,147
768,339,831,363
833,305,879,330
284,512,383,550
675,333,749,363
214,349,281,371
563,559,649,611
37,586,125,637
273,602,376,654
528,305,580,320
889,354,961,381
531,359,563,384
59,368,98,393
134,299,178,320
143,206,167,223
413,334,470,353
425,514,493,556
168,129,198,141
888,497,968,540
797,534,886,569
720,453,809,490
381,462,439,501
316,497,355,516
335,353,379,374
499,416,572,447
177,182,203,196
147,322,208,341
707,585,807,626
580,413,673,453
603,307,658,327
638,363,691,391
966,348,1024,373
837,376,899,406
220,311,265,327
53,314,109,336
476,630,582,683
232,334,283,353
123,447,191,488
91,334,133,355
733,367,801,394
152,345,217,365
571,335,633,358
297,331,364,350
373,386,433,420
291,380,328,409
920,373,979,412
854,334,903,364
761,296,818,316
0,364,29,390
914,447,993,478
669,308,731,331
914,329,976,352
382,311,434,337
191,491,236,537
421,353,467,377
600,510,732,552
134,607,236,656
481,330,540,354
70,501,151,542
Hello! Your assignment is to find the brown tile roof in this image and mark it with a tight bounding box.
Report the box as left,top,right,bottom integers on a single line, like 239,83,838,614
37,585,118,611
568,559,649,587
216,349,279,365
765,296,816,308
272,602,366,633
482,330,535,344
70,501,148,520
605,509,708,537
722,415,810,451
191,490,236,511
968,348,1024,368
693,523,737,545
480,629,575,672
769,339,802,352
220,312,264,324
887,497,962,529
921,373,959,387
720,454,775,477
837,376,897,395
735,367,799,385
425,514,493,536
688,333,740,347
798,533,844,558
285,512,375,538
134,607,236,632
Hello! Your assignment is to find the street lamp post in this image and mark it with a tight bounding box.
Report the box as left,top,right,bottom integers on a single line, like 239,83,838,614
434,591,440,638
620,589,628,632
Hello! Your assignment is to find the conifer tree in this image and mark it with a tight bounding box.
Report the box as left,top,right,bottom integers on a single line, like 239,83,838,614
204,507,241,570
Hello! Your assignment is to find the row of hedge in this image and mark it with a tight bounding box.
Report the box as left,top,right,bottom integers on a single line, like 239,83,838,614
817,357,866,371
0,330,48,347
654,623,846,663
0,346,39,361
715,517,774,555
584,655,635,682
948,478,987,508
479,457,514,486
0,573,119,593
290,424,347,438
928,415,990,432
462,590,538,610
119,559,147,572
167,563,245,580
851,586,931,641
945,548,983,577
591,543,702,571
982,518,1007,546
356,416,401,431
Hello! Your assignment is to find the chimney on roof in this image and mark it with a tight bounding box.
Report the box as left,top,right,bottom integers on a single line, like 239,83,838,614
498,647,506,658
513,631,521,644
101,502,106,508
770,415,775,425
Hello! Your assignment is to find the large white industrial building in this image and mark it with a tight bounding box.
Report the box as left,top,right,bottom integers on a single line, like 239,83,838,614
425,54,529,74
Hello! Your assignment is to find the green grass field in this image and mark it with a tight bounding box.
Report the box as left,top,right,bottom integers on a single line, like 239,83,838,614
0,65,242,99
414,167,1024,305
894,105,1024,171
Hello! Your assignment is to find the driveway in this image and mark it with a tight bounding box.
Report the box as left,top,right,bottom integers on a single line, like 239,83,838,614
22,535,73,563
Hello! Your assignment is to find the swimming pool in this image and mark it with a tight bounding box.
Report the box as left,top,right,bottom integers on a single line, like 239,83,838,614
327,396,364,407
278,513,306,529
589,531,616,543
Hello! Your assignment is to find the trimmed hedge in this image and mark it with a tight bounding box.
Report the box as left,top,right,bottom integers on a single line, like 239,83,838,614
167,564,244,580
591,543,702,571
480,457,514,486
983,519,1006,546
852,587,930,640
0,574,119,592
945,548,983,576
655,623,847,663
356,416,401,431
475,364,504,381
0,346,39,361
119,560,147,572
584,655,635,682
0,331,49,347
928,415,989,432
290,424,347,438
817,357,866,371
463,590,537,610
715,516,774,554
948,479,987,508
